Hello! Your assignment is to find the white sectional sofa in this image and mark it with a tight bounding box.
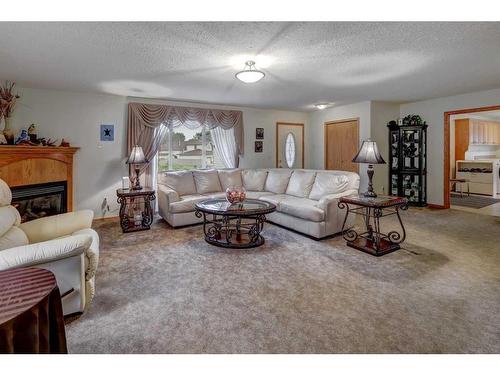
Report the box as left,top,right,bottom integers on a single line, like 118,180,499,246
157,168,360,239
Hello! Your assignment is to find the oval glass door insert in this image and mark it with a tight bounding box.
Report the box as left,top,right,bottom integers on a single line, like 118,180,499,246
285,132,296,168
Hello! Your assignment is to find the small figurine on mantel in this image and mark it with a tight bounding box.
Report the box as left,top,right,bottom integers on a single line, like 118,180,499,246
59,138,70,147
28,123,37,141
15,129,30,144
0,133,6,145
42,138,57,147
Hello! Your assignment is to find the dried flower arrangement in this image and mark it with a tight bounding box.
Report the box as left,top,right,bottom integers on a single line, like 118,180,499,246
0,81,20,118
0,81,21,145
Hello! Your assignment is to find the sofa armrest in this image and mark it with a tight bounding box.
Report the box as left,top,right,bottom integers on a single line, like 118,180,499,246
157,183,180,216
19,210,94,244
0,234,92,270
316,189,359,211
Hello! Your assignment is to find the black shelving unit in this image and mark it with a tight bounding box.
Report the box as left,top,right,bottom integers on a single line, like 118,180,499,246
387,122,427,206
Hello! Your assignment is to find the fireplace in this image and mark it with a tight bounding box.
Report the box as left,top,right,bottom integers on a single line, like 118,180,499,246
11,181,68,223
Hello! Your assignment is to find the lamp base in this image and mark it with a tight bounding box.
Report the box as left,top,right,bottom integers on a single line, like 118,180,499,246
362,190,378,198
364,164,377,198
132,167,142,190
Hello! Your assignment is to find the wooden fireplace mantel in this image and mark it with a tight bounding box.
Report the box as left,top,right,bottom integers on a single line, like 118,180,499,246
0,145,80,211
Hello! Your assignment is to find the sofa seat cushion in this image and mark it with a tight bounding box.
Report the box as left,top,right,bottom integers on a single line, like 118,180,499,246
264,169,293,194
245,191,275,199
259,194,289,207
193,169,222,194
285,170,317,198
218,169,243,190
159,170,197,196
309,172,350,200
242,170,268,191
278,197,325,222
169,194,207,213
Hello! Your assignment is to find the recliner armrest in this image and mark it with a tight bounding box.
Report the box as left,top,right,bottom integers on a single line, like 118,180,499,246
0,234,92,270
20,210,94,244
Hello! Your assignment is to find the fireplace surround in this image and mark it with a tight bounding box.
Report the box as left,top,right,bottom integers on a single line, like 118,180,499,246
0,145,79,213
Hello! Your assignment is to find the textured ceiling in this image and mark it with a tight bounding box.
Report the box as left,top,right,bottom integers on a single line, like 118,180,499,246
0,22,500,111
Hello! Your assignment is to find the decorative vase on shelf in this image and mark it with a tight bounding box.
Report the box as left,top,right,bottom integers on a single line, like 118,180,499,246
225,186,246,204
2,117,15,145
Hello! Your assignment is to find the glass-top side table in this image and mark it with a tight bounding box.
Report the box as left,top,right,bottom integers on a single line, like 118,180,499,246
338,194,409,256
116,188,156,233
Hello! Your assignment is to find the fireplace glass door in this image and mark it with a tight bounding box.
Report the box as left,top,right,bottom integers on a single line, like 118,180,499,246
11,181,68,222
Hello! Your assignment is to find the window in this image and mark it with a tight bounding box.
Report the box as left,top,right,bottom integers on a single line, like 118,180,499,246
285,132,296,168
158,125,225,172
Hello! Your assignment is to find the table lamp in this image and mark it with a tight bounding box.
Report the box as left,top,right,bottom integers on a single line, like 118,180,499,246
126,145,148,190
352,139,386,198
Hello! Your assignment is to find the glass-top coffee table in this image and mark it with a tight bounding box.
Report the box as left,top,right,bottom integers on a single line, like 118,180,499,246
195,199,276,248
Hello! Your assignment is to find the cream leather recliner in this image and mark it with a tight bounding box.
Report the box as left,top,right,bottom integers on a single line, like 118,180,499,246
0,178,99,315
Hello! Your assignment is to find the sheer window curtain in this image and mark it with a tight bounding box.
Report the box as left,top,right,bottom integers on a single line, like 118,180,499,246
210,126,239,168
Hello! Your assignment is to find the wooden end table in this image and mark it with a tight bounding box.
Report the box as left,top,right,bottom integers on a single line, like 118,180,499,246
116,188,156,233
338,195,409,256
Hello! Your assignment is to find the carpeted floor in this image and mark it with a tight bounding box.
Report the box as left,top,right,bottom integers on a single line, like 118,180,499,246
66,208,500,353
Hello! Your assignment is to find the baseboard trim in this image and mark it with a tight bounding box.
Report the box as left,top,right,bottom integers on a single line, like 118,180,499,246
93,215,119,222
427,204,446,209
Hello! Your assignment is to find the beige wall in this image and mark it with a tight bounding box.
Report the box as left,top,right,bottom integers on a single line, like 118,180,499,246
370,102,400,195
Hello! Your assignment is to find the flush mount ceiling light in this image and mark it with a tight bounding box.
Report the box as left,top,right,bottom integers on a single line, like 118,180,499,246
235,61,265,83
315,103,333,110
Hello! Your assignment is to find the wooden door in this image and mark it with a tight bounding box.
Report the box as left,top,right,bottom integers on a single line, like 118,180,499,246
455,119,470,162
324,119,359,172
276,122,304,168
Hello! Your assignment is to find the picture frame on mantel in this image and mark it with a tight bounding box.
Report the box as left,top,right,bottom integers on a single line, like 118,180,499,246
255,141,263,153
256,128,264,139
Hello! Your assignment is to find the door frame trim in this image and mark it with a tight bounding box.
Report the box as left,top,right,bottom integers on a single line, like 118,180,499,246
443,104,500,209
276,122,305,168
324,118,360,172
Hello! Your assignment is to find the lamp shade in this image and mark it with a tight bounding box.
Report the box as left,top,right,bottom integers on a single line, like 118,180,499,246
126,145,148,164
352,139,386,164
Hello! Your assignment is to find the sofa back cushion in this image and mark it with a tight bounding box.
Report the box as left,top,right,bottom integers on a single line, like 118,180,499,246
242,170,268,192
159,170,197,196
285,171,317,198
193,169,222,194
264,169,293,194
309,172,350,200
218,169,243,190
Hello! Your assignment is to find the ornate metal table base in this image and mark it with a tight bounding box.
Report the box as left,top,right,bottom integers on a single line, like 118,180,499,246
194,199,276,249
116,188,156,233
338,195,409,257
195,212,267,248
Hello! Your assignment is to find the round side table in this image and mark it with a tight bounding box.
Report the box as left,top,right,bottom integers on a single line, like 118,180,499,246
0,268,67,353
